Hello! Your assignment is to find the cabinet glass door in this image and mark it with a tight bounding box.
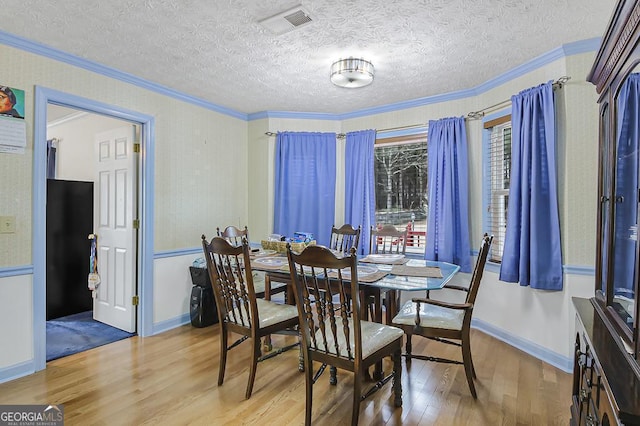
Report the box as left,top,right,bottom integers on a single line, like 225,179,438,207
612,73,640,331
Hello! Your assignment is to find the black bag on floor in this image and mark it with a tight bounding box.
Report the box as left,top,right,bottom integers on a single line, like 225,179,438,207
189,266,217,327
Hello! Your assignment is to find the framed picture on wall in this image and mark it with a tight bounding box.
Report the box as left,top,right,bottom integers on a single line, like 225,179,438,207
0,85,25,119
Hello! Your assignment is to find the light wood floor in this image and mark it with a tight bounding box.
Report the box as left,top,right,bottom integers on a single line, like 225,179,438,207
0,324,572,425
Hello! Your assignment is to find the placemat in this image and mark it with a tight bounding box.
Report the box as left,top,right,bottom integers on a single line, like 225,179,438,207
358,270,390,283
250,250,279,259
390,265,442,278
359,255,410,265
251,258,289,271
326,270,389,283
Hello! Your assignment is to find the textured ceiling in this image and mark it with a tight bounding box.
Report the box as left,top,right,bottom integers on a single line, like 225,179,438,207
1,0,617,115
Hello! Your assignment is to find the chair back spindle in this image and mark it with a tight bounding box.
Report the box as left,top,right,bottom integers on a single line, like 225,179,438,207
370,224,408,255
466,233,493,307
217,225,249,247
329,224,361,256
203,236,257,328
289,246,361,361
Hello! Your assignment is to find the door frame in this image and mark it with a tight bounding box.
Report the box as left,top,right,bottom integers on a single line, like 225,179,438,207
33,86,155,371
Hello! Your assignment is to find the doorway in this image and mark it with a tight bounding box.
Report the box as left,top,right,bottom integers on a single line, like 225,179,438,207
32,86,156,371
45,105,138,360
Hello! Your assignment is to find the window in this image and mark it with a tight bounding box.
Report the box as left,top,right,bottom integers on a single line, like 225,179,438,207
374,132,428,254
485,118,512,262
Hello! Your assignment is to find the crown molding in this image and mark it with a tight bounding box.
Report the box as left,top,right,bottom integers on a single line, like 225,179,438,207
247,110,338,121
0,30,247,121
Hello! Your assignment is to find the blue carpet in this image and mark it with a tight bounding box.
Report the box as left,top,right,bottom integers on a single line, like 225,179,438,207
46,311,135,361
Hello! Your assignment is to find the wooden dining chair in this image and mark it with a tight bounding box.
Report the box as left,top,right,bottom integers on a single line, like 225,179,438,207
369,224,408,254
216,225,249,247
367,224,408,320
329,224,361,255
201,235,299,399
391,234,493,398
286,244,403,426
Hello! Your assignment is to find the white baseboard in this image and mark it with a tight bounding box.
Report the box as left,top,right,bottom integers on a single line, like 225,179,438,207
0,360,35,384
472,318,573,373
151,313,191,335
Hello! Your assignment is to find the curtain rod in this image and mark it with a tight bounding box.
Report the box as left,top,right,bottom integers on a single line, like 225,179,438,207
264,123,428,139
265,75,571,135
265,132,353,138
264,131,350,138
466,76,571,120
263,76,570,134
375,123,428,133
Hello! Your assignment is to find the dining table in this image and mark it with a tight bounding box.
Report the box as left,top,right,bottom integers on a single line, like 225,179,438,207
356,256,461,325
250,249,460,321
249,248,460,379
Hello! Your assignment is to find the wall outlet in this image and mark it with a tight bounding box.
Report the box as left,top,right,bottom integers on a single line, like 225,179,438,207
0,216,16,233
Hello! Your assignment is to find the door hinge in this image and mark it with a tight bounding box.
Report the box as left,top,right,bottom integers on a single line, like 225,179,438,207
133,219,140,229
132,295,139,306
133,143,141,153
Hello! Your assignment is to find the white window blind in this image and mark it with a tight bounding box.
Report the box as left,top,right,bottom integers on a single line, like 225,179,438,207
487,121,511,262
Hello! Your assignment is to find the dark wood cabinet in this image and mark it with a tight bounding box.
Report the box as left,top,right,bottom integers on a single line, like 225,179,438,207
572,299,639,425
573,0,640,424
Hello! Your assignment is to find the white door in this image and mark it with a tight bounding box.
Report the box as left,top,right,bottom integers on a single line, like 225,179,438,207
93,125,138,333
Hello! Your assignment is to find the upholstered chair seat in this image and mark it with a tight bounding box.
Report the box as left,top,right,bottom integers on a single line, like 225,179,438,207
313,318,404,359
392,302,465,330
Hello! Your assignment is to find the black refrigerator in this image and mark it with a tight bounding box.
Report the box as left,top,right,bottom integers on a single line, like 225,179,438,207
46,179,94,320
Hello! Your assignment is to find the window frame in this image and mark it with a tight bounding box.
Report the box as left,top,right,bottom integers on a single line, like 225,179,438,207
374,128,428,255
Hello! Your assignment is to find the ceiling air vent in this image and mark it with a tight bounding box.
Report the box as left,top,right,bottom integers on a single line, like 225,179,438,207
259,5,313,35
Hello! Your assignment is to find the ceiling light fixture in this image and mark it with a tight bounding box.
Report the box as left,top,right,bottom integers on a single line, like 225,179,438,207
330,57,374,88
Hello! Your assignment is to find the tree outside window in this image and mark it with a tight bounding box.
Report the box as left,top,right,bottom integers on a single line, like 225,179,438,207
374,137,428,254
